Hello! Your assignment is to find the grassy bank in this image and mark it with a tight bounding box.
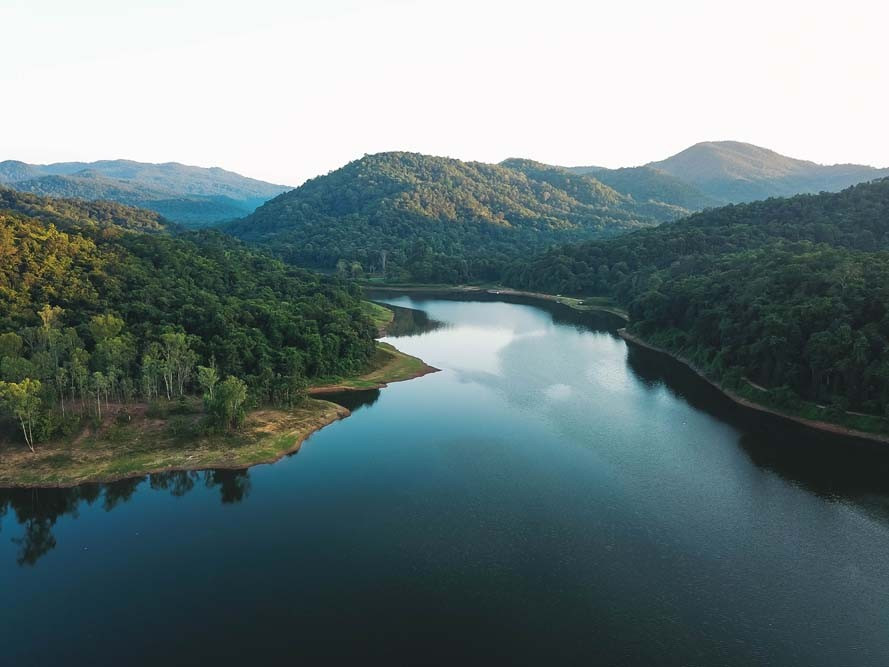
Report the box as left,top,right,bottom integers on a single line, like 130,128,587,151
310,341,438,393
0,341,435,488
0,398,350,488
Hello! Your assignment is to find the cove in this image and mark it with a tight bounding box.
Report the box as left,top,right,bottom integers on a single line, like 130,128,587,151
2,296,889,665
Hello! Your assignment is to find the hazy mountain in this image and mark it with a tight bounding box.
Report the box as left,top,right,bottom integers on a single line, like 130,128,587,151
226,151,684,281
645,141,889,204
0,161,40,183
564,142,889,211
0,159,289,226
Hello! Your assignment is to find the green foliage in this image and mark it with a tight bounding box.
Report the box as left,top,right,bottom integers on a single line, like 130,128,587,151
205,376,248,432
567,165,717,211
0,188,377,447
0,378,42,450
197,364,219,401
225,152,682,283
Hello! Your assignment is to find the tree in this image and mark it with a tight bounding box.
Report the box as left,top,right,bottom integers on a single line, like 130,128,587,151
206,376,248,432
159,332,196,399
197,364,219,401
0,332,23,358
91,372,107,418
0,379,43,452
88,313,124,343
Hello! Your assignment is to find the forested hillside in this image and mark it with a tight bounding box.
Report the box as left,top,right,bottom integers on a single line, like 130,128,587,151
226,152,682,283
0,187,375,447
564,165,716,211
566,141,888,210
0,159,288,227
506,179,889,424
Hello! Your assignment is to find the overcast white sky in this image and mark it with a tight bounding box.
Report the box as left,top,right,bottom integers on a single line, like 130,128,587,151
2,0,887,185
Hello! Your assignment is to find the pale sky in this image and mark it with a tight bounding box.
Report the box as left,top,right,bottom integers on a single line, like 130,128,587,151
2,0,887,186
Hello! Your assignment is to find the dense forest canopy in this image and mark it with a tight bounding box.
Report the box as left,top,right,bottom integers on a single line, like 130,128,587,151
564,165,718,212
0,187,376,446
506,178,889,422
225,152,686,283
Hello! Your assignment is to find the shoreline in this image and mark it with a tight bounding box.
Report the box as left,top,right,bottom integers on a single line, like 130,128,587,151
365,284,629,320
0,341,436,489
308,341,439,394
0,400,352,490
618,328,889,446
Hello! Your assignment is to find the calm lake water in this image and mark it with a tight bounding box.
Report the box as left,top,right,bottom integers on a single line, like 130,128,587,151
3,296,889,665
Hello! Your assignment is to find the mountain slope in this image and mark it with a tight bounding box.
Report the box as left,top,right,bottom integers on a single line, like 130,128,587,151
0,185,167,233
566,165,717,211
647,141,889,203
0,161,40,183
227,152,681,282
0,159,289,226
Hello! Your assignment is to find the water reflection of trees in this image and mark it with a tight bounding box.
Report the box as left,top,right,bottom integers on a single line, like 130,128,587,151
321,389,381,413
0,468,251,566
625,344,889,517
375,293,623,338
380,303,446,338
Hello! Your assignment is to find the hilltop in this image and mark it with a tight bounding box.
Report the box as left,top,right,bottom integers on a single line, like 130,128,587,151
646,140,889,203
226,151,683,282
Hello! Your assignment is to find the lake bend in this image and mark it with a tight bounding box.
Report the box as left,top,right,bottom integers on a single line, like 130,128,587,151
3,295,889,665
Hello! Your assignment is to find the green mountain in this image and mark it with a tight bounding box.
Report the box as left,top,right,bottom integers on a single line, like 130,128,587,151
0,187,167,234
226,152,684,283
646,141,889,204
0,186,375,444
506,178,889,429
0,159,289,227
566,142,888,211
566,165,717,211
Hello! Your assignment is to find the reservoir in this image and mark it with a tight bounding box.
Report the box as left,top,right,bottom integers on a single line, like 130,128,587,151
2,296,889,665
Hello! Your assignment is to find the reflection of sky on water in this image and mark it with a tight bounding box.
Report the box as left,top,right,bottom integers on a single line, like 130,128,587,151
3,296,889,665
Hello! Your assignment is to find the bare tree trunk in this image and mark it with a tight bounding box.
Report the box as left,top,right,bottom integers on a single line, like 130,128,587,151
20,416,34,453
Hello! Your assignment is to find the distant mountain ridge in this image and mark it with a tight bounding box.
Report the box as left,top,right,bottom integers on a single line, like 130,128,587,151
567,141,889,208
0,159,289,226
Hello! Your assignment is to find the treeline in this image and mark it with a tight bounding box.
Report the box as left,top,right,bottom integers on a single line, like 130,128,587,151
0,188,377,448
225,152,683,283
505,178,889,421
